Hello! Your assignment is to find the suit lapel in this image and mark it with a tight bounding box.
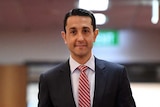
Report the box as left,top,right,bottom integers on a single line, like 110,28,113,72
59,61,76,107
93,58,108,107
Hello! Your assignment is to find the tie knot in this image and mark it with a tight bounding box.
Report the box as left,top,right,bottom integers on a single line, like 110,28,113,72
78,65,88,72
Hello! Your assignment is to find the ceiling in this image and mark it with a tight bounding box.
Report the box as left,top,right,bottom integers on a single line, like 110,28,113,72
0,0,160,32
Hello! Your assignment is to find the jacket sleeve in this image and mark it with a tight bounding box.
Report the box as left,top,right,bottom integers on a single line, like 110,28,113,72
38,74,53,107
116,67,136,107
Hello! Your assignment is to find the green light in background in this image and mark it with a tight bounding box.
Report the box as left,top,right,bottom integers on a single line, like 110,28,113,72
94,30,119,46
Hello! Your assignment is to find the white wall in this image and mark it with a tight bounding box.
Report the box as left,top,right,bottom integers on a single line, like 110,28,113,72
0,29,69,64
0,29,160,64
93,29,160,63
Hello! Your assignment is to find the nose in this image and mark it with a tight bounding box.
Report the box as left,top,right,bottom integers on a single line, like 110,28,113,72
77,32,84,41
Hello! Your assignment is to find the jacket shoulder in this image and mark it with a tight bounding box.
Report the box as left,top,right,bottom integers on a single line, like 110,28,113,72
41,61,69,78
95,58,125,70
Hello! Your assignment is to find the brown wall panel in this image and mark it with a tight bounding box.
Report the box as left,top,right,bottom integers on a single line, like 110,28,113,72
0,65,27,107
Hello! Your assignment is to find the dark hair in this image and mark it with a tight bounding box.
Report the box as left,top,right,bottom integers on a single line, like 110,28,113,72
63,8,96,32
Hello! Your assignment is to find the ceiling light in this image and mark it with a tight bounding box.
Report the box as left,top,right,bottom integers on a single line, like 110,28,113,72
78,0,109,11
94,13,107,25
151,0,159,24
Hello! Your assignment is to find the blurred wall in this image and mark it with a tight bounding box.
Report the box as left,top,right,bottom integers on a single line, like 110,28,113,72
0,29,160,64
0,65,27,107
93,29,160,63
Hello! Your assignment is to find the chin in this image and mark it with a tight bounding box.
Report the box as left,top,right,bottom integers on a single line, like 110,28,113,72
76,53,88,57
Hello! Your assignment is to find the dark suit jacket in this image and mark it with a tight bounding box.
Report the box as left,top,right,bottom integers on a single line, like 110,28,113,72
38,58,136,107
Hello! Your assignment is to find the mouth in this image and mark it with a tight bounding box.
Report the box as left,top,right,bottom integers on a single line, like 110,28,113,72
75,44,87,48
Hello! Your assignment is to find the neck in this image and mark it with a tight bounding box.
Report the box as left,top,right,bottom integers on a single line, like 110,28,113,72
71,54,92,64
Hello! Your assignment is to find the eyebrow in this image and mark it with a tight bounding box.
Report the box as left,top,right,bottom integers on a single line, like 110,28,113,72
74,26,90,29
69,27,76,30
82,27,90,30
68,26,91,31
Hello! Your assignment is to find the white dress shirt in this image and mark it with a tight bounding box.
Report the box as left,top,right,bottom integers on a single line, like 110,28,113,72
69,55,95,107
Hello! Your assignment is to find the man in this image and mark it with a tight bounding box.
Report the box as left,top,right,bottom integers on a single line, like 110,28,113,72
38,8,136,107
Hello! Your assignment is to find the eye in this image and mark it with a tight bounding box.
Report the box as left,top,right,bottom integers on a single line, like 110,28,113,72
70,30,77,35
83,29,90,33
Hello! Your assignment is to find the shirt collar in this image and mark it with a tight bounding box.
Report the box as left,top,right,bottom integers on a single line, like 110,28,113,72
69,54,95,73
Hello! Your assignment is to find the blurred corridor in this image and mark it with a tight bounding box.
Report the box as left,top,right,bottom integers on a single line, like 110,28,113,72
0,0,160,107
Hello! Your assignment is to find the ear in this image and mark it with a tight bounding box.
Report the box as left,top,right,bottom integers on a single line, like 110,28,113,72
61,31,67,44
93,28,99,42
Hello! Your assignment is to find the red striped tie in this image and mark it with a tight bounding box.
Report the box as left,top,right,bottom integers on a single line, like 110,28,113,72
78,65,90,107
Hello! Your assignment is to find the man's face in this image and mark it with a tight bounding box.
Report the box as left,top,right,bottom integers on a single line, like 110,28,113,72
61,16,98,59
